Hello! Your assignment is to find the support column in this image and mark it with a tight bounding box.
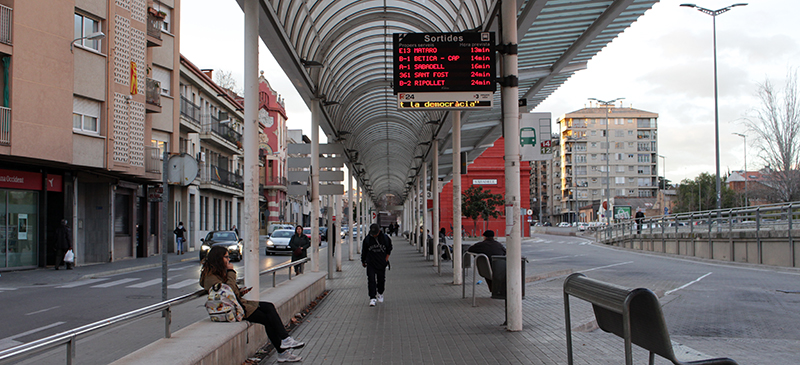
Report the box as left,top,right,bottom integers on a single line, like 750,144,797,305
310,103,321,271
356,185,362,253
453,111,463,285
335,193,342,270
501,0,523,331
348,168,354,261
422,161,428,256
327,195,334,278
432,139,440,267
242,0,259,298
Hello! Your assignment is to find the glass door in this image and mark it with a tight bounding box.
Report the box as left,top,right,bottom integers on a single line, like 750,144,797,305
8,190,38,267
0,190,6,268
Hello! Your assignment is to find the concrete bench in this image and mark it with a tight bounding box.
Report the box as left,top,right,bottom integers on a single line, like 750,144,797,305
111,271,326,365
563,273,737,365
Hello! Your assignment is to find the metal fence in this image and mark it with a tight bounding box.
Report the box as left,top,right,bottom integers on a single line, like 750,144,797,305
0,5,11,45
0,258,310,365
0,106,9,145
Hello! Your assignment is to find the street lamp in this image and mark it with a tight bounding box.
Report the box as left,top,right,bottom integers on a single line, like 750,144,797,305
681,2,747,214
588,97,624,226
70,31,105,53
733,132,747,206
658,154,666,214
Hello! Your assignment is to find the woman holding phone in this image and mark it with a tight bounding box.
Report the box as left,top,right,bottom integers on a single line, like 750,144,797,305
200,246,305,362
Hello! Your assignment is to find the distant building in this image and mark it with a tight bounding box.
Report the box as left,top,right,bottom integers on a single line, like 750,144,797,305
556,105,659,223
256,74,290,232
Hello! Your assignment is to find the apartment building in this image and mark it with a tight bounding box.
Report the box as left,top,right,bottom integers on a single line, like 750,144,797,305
529,135,559,225
0,0,180,270
557,104,659,223
257,75,290,231
178,56,245,251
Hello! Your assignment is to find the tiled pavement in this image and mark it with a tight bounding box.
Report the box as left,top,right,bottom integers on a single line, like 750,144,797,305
265,237,696,365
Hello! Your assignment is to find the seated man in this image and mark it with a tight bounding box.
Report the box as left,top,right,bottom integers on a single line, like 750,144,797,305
467,230,506,291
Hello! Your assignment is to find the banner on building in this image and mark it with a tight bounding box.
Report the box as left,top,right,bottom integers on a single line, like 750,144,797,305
520,112,552,161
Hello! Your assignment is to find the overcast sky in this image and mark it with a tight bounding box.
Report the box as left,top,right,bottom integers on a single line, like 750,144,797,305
180,0,800,184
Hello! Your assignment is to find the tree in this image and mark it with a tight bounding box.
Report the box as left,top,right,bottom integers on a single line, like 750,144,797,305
462,185,504,236
214,69,242,96
744,69,800,202
674,172,738,213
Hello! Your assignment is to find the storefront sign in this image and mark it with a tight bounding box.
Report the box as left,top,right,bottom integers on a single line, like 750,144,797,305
0,169,63,192
472,179,497,185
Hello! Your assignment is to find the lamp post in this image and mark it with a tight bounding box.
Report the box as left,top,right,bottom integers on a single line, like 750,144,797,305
658,154,666,213
681,3,747,214
588,97,624,227
733,132,747,206
70,31,105,53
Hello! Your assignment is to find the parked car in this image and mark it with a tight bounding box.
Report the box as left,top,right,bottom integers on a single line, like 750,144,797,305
265,229,295,255
558,222,571,228
577,222,588,231
320,227,328,242
268,224,295,237
199,230,243,262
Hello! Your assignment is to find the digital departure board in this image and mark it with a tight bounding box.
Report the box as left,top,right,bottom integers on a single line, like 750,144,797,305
393,32,496,93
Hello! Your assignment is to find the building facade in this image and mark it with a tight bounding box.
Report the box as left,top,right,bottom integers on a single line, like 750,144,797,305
0,0,181,270
256,75,289,232
556,105,659,223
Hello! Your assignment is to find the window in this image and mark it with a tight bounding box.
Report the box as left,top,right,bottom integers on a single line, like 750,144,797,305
615,130,624,137
600,142,608,149
576,154,586,163
152,1,172,32
616,177,625,184
591,142,597,148
616,165,625,173
152,66,171,96
638,154,650,163
591,154,597,160
628,130,634,135
638,165,648,174
628,154,634,159
615,142,624,149
591,130,597,136
615,153,624,160
74,13,102,52
73,96,100,133
629,165,635,171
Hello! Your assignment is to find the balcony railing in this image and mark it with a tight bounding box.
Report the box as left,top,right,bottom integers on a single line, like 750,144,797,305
263,176,288,187
146,78,161,107
0,5,11,45
0,106,9,145
202,114,242,146
203,164,243,190
180,96,200,125
145,146,162,174
147,14,162,40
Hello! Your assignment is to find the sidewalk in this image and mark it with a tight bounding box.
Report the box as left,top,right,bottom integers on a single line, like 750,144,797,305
266,236,667,365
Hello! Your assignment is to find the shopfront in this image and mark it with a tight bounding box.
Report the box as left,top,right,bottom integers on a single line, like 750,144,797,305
0,168,62,270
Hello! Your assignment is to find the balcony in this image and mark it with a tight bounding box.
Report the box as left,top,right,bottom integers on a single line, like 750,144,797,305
261,176,288,193
0,106,9,145
180,96,200,125
202,164,243,190
145,145,162,174
146,11,163,47
146,78,162,113
202,114,242,147
0,5,11,45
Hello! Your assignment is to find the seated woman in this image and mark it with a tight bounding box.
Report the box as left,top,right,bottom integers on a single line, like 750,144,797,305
200,246,305,363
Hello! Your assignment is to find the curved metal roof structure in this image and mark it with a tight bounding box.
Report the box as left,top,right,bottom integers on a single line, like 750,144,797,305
243,0,658,203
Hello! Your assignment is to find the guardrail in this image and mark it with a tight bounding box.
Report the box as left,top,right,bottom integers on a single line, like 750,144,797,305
0,257,310,365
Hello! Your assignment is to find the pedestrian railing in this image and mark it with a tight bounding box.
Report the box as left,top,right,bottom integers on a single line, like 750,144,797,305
0,257,310,365
598,201,800,242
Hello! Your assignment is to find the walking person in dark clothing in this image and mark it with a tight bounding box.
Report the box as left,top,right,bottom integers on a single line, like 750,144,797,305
635,209,645,234
467,230,506,291
173,222,186,255
288,225,310,274
200,246,305,362
55,219,72,270
361,223,393,307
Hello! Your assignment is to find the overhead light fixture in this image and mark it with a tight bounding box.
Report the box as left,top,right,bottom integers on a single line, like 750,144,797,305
323,100,339,106
418,141,431,146
71,31,105,53
300,59,324,68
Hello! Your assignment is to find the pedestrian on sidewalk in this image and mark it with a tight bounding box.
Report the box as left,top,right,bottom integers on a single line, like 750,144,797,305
361,223,392,307
173,222,186,255
200,246,305,363
467,230,506,292
288,225,310,275
635,209,645,234
55,219,72,270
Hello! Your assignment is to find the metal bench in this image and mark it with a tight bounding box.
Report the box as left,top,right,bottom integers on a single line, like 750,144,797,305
462,252,492,306
563,273,738,365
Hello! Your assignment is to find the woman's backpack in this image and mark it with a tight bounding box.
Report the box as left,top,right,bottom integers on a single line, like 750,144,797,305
205,283,244,322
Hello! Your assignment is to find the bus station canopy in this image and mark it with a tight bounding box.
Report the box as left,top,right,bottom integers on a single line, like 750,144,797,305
242,0,657,202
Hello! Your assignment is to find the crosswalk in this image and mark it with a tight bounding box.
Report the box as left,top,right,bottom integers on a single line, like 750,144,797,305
54,274,202,290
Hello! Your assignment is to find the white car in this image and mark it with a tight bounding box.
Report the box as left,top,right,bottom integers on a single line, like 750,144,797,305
558,222,572,228
265,229,295,255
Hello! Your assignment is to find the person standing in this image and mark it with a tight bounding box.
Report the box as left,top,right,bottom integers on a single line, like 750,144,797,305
55,219,72,270
288,225,310,274
174,222,186,255
361,223,393,307
635,209,645,234
466,230,506,292
200,246,305,362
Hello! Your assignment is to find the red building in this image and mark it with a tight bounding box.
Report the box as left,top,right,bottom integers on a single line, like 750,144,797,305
256,75,290,228
438,137,532,237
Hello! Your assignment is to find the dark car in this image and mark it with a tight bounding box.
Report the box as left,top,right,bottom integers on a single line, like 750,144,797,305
319,227,328,242
199,230,243,262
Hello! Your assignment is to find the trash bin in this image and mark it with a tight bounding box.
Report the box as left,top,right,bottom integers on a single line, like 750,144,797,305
490,256,527,299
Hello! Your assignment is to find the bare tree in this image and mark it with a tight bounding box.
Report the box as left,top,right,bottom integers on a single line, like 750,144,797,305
214,69,242,96
744,69,800,202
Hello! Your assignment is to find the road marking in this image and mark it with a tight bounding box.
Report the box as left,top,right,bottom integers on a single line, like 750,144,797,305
168,279,200,289
582,261,634,272
91,278,140,288
0,322,66,349
168,266,192,271
0,287,17,291
127,278,163,288
25,306,61,316
528,254,583,262
57,278,109,288
665,272,712,296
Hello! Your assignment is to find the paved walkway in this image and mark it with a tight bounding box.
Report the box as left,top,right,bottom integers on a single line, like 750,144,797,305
266,236,672,365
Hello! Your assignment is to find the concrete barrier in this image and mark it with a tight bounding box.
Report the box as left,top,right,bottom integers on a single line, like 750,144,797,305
111,271,326,365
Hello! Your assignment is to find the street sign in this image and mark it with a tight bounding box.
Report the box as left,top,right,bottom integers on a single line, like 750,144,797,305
393,32,496,93
371,211,377,221
397,92,493,110
526,209,533,215
520,113,552,161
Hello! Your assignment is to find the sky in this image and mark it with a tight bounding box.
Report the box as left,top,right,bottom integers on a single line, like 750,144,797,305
180,0,800,185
